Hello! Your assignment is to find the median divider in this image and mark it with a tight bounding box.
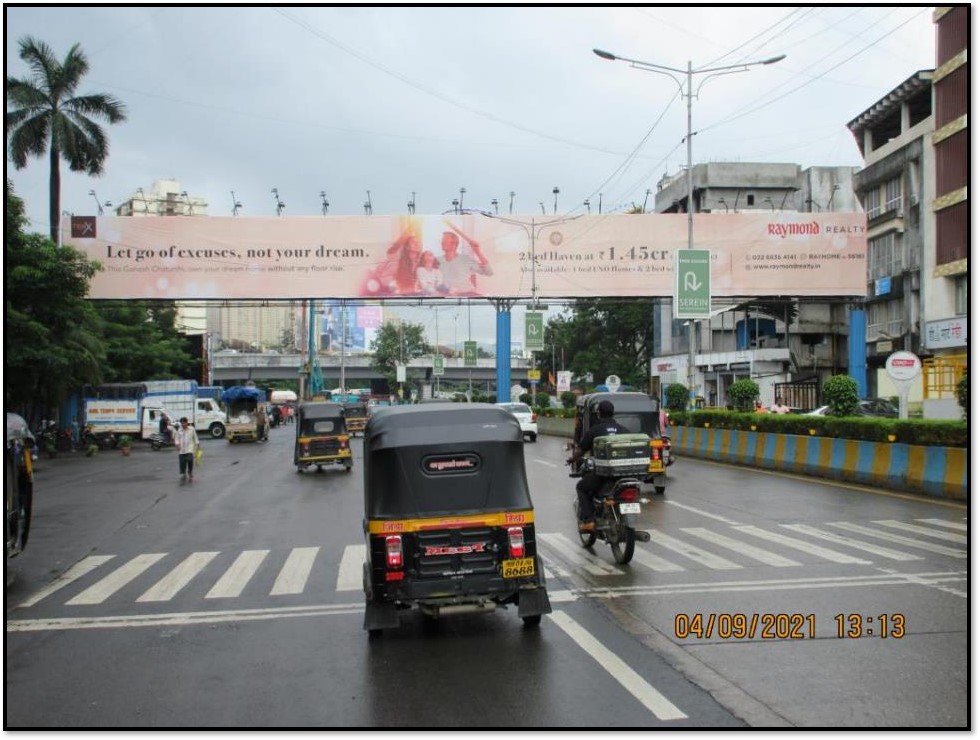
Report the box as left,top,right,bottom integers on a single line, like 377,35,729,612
536,416,966,500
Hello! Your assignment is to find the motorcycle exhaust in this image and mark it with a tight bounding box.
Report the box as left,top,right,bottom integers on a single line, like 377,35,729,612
633,530,651,543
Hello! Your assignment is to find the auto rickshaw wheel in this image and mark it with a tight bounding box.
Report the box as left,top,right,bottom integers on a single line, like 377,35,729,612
522,615,542,628
654,485,666,495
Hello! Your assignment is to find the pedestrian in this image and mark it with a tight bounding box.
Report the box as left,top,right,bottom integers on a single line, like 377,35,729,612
256,405,268,442
771,396,791,414
174,417,200,483
754,400,769,414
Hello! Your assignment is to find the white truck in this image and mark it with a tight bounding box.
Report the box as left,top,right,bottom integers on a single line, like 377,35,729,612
82,380,227,444
142,380,227,439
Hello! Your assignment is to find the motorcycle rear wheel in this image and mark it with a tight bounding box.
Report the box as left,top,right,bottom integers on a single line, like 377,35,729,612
610,526,636,564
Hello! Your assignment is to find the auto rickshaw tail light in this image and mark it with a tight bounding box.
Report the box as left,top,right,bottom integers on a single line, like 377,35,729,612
507,526,525,558
385,535,403,569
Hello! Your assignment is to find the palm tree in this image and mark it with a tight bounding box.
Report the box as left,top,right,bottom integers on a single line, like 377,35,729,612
5,36,127,242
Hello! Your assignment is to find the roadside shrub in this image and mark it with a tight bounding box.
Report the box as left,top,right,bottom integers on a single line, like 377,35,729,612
956,370,968,419
534,391,551,408
728,379,760,412
823,374,859,416
560,391,577,409
664,383,689,412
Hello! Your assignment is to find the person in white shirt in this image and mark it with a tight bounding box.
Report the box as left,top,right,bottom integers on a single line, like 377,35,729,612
174,417,200,482
771,397,791,414
415,250,445,294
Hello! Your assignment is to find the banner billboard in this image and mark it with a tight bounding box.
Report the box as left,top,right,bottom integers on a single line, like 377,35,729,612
70,212,867,300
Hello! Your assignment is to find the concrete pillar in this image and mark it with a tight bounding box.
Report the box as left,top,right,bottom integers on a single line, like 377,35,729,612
848,308,868,398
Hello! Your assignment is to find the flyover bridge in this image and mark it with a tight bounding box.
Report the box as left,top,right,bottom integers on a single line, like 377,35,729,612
211,353,534,390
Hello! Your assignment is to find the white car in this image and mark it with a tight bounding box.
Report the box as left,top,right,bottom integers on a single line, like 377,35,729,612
496,402,538,442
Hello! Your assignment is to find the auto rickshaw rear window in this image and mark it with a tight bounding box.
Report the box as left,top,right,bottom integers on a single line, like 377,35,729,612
307,420,341,434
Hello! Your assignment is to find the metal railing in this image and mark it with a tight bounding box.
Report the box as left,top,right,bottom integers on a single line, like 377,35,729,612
922,354,966,398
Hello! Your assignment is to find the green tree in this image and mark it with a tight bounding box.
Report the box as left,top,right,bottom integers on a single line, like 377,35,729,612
5,179,104,423
664,383,689,412
370,321,431,389
822,374,860,416
94,301,198,382
542,299,651,389
728,379,760,412
6,36,127,242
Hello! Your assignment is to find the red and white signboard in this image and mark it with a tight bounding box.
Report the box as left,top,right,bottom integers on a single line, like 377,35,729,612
885,351,922,382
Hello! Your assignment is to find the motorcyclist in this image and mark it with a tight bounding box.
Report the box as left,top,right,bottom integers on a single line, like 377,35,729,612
569,400,629,532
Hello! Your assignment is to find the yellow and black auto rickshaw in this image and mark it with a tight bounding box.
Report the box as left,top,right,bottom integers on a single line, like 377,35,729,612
342,402,368,436
572,392,668,495
294,401,353,473
361,404,552,635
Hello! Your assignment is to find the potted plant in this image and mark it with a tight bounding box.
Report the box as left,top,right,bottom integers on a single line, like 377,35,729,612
118,435,133,456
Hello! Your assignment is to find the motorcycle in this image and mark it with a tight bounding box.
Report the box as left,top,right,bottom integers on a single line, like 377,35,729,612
569,457,651,565
37,422,59,459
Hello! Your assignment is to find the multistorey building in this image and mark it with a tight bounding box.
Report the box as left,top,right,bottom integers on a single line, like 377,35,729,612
651,162,861,410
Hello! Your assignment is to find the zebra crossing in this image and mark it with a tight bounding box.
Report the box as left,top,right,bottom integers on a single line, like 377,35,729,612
14,517,967,610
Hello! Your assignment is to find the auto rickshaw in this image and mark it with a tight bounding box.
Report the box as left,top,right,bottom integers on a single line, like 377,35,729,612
572,392,668,495
361,404,552,635
222,385,261,443
294,401,353,473
342,402,368,436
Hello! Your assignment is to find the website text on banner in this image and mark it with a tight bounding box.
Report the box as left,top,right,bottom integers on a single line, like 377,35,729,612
71,212,867,301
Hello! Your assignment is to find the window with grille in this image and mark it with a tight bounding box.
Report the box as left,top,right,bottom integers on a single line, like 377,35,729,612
954,275,967,315
866,300,903,340
863,188,881,219
884,177,901,212
868,232,901,279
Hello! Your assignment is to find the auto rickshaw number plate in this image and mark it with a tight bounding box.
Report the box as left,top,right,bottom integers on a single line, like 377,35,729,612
502,557,535,578
619,502,641,514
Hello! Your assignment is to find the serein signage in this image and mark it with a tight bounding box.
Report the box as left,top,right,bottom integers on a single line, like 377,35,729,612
674,249,711,319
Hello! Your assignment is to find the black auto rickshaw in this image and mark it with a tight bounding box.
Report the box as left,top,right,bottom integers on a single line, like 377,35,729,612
294,401,353,473
342,402,368,436
572,392,668,494
361,404,552,635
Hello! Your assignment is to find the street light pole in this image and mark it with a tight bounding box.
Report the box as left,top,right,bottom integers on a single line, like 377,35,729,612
593,47,784,409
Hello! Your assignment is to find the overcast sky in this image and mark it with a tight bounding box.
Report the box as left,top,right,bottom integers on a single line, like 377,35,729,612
6,5,937,345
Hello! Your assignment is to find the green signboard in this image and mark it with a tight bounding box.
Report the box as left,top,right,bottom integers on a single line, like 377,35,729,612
525,311,544,351
433,355,444,376
675,249,711,319
463,341,478,367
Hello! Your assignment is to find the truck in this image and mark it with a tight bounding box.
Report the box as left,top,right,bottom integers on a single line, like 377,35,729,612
82,384,170,446
197,385,225,403
81,381,227,444
142,380,227,439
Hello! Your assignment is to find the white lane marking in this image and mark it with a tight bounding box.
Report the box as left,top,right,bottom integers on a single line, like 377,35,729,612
6,603,365,632
665,500,742,525
206,550,269,599
828,522,966,557
916,518,967,531
137,552,219,602
66,554,168,605
681,527,800,567
8,570,967,633
733,526,871,564
532,458,560,468
336,545,365,592
547,610,687,721
647,529,742,570
875,567,968,599
872,520,968,543
627,547,685,573
538,533,624,576
780,524,922,561
270,547,319,595
17,555,116,608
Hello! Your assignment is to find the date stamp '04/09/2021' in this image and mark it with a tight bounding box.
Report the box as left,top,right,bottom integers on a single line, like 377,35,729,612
673,613,907,640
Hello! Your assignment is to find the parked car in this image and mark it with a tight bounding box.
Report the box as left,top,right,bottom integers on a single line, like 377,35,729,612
807,399,899,417
496,402,538,442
